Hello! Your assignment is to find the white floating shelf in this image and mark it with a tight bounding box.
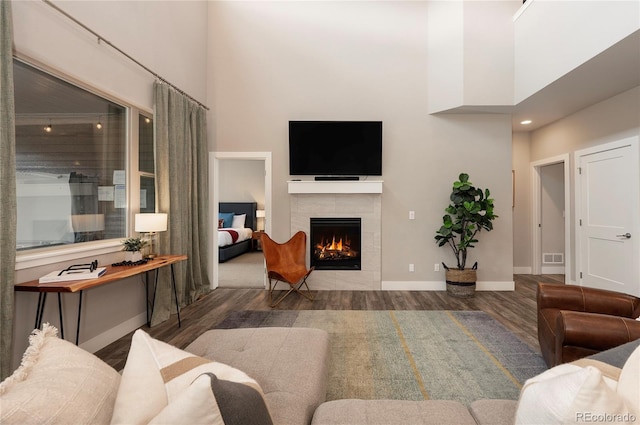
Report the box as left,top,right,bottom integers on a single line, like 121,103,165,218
287,180,383,194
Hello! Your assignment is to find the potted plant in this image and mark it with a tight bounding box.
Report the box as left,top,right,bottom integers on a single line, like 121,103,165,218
434,173,498,297
122,237,147,262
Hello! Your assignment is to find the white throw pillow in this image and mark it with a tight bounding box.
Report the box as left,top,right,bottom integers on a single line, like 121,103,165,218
231,214,246,229
148,373,223,424
515,359,638,425
0,324,120,425
617,345,640,414
110,329,272,425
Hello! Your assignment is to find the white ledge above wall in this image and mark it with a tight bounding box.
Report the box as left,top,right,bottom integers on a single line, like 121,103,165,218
287,180,383,194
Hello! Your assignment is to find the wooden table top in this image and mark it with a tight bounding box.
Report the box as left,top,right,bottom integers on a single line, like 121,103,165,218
15,254,188,293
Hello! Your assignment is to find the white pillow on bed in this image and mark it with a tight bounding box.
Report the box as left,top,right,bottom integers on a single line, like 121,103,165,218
231,214,246,228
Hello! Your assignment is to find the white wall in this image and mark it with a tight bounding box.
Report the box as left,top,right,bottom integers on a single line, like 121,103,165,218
427,1,519,113
462,1,518,107
426,1,463,113
11,0,208,368
208,1,514,287
514,0,640,103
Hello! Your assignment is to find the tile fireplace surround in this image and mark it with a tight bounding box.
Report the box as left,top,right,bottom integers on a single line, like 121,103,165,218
289,181,382,290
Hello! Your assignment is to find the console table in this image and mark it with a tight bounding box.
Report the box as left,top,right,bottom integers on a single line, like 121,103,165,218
15,254,187,345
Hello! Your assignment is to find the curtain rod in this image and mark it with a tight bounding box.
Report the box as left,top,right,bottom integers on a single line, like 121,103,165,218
42,0,209,111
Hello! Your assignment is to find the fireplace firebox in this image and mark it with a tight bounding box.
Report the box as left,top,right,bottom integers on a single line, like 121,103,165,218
310,217,361,270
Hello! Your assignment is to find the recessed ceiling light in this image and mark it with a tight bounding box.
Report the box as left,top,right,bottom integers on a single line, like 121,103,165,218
520,120,532,125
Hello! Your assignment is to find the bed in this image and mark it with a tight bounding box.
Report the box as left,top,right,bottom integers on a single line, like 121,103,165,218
218,202,257,263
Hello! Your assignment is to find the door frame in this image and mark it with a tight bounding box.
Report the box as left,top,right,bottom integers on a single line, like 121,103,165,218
209,151,272,289
531,154,571,278
574,137,640,290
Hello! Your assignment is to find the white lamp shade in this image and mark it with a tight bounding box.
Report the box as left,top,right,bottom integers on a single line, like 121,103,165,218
71,214,105,232
256,210,266,218
135,213,168,232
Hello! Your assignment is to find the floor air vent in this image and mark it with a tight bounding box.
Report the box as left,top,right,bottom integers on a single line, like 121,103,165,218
543,253,564,264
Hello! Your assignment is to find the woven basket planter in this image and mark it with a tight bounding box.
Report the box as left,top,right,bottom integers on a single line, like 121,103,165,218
445,268,477,298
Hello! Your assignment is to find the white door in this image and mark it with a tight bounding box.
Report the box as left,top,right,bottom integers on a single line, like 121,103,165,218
577,139,640,296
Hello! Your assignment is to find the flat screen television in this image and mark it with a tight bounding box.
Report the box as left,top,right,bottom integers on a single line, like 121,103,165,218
289,121,382,176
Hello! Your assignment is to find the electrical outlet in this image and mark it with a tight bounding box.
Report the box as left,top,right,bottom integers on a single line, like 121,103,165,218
409,264,415,272
434,263,440,272
409,211,415,220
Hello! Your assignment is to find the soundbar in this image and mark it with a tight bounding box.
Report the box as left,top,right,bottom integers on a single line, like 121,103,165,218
314,176,360,181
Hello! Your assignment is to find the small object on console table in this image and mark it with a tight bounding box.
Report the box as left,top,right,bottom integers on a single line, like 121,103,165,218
39,260,106,283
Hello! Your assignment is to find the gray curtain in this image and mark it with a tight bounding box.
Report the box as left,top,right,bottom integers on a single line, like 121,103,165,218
0,0,17,380
151,82,210,326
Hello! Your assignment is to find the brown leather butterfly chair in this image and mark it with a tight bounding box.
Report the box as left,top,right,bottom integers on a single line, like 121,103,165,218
260,231,314,308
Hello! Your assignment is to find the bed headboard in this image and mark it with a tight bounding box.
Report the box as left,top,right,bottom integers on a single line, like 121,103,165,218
219,202,257,230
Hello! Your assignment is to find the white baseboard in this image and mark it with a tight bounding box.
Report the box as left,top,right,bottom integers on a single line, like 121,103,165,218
477,281,515,291
79,313,147,354
382,281,445,291
381,280,515,291
541,266,565,274
513,267,532,274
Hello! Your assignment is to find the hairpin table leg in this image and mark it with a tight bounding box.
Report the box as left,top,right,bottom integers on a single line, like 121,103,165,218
57,293,64,340
150,268,160,323
170,264,181,327
75,290,83,345
145,271,150,326
35,292,47,329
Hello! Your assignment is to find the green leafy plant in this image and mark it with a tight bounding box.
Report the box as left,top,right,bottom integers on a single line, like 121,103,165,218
435,173,498,270
121,237,147,252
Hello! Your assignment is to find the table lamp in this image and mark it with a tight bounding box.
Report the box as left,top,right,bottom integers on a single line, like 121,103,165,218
135,213,168,258
256,209,265,231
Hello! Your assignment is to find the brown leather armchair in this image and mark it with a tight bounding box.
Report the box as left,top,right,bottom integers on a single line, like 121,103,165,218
537,282,640,367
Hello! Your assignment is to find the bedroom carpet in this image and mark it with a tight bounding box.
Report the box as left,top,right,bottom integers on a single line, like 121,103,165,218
218,251,265,288
215,310,548,405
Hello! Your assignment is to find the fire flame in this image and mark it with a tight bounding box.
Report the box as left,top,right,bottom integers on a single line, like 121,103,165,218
327,236,343,251
316,235,349,253
314,234,357,260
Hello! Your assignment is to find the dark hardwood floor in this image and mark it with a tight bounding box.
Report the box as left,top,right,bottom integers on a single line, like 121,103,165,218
95,274,565,370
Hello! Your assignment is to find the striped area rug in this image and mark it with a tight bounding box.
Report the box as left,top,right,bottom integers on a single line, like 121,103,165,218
215,310,547,405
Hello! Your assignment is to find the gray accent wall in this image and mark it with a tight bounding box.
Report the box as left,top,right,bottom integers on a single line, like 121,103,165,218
512,132,532,272
207,2,514,287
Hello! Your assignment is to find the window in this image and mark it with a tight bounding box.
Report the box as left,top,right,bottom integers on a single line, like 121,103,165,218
14,59,148,253
139,114,156,213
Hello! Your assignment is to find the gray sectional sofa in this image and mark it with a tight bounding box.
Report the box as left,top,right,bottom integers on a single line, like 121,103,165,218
2,325,638,425
185,327,331,425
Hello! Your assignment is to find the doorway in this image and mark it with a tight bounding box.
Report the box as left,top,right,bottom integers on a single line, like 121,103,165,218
531,154,571,279
210,152,272,289
540,163,565,274
575,138,640,296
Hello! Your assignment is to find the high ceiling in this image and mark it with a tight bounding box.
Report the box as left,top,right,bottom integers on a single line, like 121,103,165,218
441,30,640,132
14,29,639,133
512,30,640,131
